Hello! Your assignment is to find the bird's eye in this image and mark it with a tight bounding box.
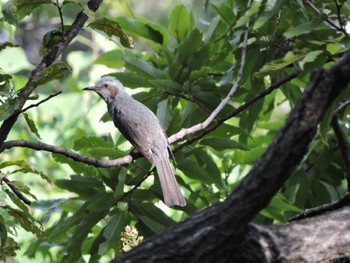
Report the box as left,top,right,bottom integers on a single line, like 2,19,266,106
104,84,108,88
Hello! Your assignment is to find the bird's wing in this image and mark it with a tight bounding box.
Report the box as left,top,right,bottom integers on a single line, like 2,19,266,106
112,109,153,161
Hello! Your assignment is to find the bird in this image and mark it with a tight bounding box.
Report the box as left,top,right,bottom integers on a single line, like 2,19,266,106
84,76,186,207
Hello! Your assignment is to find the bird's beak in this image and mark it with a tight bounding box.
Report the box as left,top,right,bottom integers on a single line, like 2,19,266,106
83,86,96,91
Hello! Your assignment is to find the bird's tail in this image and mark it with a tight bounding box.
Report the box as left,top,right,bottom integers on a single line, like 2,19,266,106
154,157,186,207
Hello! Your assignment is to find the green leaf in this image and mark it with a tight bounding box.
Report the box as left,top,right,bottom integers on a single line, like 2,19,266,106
177,156,216,185
211,2,235,25
200,137,249,151
94,50,124,68
73,136,114,151
0,160,50,182
147,79,182,92
111,72,150,88
35,62,71,85
16,0,51,19
55,175,104,197
168,4,195,42
156,99,171,130
99,211,126,255
253,0,287,30
0,97,19,121
299,50,323,70
115,16,169,45
114,167,127,198
255,49,309,78
192,148,224,189
7,207,43,237
124,57,165,79
9,181,38,200
88,17,135,48
1,0,18,25
284,20,322,38
23,113,41,139
132,202,175,234
62,209,109,262
233,1,262,29
175,29,203,65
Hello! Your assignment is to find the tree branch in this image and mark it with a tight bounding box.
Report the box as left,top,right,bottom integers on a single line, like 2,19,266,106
0,0,102,146
175,71,298,151
0,140,133,167
113,51,350,262
288,193,350,221
21,91,62,113
0,72,298,168
1,176,31,205
168,2,251,144
304,0,348,36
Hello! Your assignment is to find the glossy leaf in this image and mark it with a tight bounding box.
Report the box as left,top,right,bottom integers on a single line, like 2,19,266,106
88,17,135,48
168,4,195,42
35,62,71,85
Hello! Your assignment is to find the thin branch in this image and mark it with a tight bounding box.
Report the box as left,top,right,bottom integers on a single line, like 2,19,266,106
0,0,103,146
288,193,350,221
0,140,133,167
333,0,344,31
1,177,31,205
0,73,298,168
169,2,251,144
174,72,299,151
304,0,348,36
21,91,62,113
53,0,65,38
331,100,350,189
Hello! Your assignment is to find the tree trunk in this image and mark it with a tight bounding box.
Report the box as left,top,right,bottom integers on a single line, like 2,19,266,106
112,52,350,263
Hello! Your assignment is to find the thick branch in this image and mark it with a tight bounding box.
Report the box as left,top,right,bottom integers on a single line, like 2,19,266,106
113,51,350,262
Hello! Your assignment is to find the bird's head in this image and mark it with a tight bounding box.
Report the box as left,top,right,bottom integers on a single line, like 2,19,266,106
84,76,127,103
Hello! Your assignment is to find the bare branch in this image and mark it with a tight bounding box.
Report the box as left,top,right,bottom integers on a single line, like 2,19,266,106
288,193,350,221
53,0,65,38
0,140,133,167
169,3,251,144
304,0,348,36
175,72,299,151
1,176,31,205
0,0,103,146
21,91,62,113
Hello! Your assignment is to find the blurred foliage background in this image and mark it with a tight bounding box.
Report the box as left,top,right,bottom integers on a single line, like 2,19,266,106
0,0,350,262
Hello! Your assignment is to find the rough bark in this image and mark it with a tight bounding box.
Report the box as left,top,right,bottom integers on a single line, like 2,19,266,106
112,52,350,262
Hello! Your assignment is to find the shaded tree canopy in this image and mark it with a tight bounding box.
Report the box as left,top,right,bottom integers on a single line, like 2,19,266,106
0,0,350,262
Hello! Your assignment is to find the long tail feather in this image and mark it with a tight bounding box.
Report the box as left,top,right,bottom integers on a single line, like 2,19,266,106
154,157,186,207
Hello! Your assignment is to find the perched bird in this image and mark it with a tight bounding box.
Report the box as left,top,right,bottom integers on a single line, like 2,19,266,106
84,76,186,207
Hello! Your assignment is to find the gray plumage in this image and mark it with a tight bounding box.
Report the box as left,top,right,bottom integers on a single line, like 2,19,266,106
84,76,186,207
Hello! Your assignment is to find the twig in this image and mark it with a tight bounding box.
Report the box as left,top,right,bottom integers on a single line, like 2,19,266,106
331,100,350,189
288,194,350,221
0,140,134,167
304,0,348,36
21,91,62,113
174,72,298,151
53,0,65,38
333,0,344,31
1,177,32,205
168,4,251,144
0,0,103,146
